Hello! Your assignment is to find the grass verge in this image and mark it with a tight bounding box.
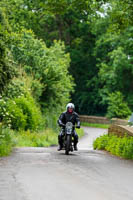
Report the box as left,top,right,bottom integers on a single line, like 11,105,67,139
13,127,84,148
0,126,15,156
13,129,58,147
81,122,110,129
93,134,133,159
0,126,84,156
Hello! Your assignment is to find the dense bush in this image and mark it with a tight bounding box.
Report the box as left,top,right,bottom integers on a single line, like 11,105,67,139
0,95,43,131
3,77,26,99
93,134,133,159
93,134,109,150
15,95,42,130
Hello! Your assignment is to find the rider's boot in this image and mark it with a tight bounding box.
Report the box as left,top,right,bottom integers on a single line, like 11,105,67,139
57,144,63,151
58,132,64,151
74,143,78,151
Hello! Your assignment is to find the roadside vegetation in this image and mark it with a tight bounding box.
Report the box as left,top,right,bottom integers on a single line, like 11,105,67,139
13,129,58,148
0,0,133,157
81,122,110,129
93,134,133,160
13,128,84,148
0,125,14,156
0,6,74,156
0,122,84,156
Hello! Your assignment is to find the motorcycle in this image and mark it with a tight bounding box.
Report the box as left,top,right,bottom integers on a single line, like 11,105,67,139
63,122,75,155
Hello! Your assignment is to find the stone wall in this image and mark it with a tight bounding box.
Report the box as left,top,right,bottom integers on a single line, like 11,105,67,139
110,118,128,126
79,115,110,124
80,115,133,136
79,115,128,126
108,125,133,137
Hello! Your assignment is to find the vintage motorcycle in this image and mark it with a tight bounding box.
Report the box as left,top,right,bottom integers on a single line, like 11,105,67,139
62,122,75,155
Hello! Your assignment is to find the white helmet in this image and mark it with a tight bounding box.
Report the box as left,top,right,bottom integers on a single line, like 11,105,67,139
66,103,75,111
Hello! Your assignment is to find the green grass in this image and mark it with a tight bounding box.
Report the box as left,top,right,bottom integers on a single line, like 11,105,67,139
13,129,58,147
93,134,133,159
76,128,84,138
81,122,110,129
13,127,84,148
0,126,84,157
0,126,15,156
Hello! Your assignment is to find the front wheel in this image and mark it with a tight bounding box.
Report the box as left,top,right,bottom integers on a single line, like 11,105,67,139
65,135,71,155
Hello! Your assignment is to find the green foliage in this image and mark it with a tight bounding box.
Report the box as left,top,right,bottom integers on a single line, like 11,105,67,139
14,129,58,147
105,0,133,32
0,95,43,131
3,71,44,104
76,128,84,138
44,109,59,130
10,30,74,112
0,8,15,94
0,124,14,156
31,79,43,102
13,127,84,147
3,77,26,99
5,99,27,130
93,134,109,150
0,5,74,133
93,134,133,159
15,95,42,130
1,0,106,116
1,0,133,121
1,70,45,131
107,91,131,119
93,3,133,114
82,122,110,129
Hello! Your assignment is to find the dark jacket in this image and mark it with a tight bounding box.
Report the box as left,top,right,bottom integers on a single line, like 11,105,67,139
58,111,80,128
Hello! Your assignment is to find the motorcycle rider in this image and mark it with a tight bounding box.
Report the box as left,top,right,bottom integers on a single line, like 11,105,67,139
57,103,80,151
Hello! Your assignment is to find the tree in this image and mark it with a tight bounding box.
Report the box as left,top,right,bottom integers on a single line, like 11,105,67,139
92,0,133,115
107,91,131,119
0,0,110,115
9,30,74,112
0,8,15,94
3,0,132,117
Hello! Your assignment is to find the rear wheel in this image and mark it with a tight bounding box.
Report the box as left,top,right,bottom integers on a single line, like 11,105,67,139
65,135,71,155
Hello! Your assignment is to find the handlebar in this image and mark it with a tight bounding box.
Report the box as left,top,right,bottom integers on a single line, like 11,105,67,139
60,123,80,128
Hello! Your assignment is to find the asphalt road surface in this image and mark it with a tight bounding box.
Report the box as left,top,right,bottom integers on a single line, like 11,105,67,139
0,127,133,200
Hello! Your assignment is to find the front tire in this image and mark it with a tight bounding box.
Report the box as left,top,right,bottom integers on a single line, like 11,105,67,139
65,135,71,155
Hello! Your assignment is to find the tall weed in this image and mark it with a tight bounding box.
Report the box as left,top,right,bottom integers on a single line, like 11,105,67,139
0,124,14,156
14,129,58,147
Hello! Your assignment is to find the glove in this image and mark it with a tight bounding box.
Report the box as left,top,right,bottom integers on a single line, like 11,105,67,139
58,119,65,127
60,123,65,127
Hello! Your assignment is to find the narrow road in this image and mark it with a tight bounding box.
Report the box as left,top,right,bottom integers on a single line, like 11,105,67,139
0,127,133,200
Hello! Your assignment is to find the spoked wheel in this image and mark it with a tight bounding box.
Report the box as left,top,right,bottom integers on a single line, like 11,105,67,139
65,135,71,155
